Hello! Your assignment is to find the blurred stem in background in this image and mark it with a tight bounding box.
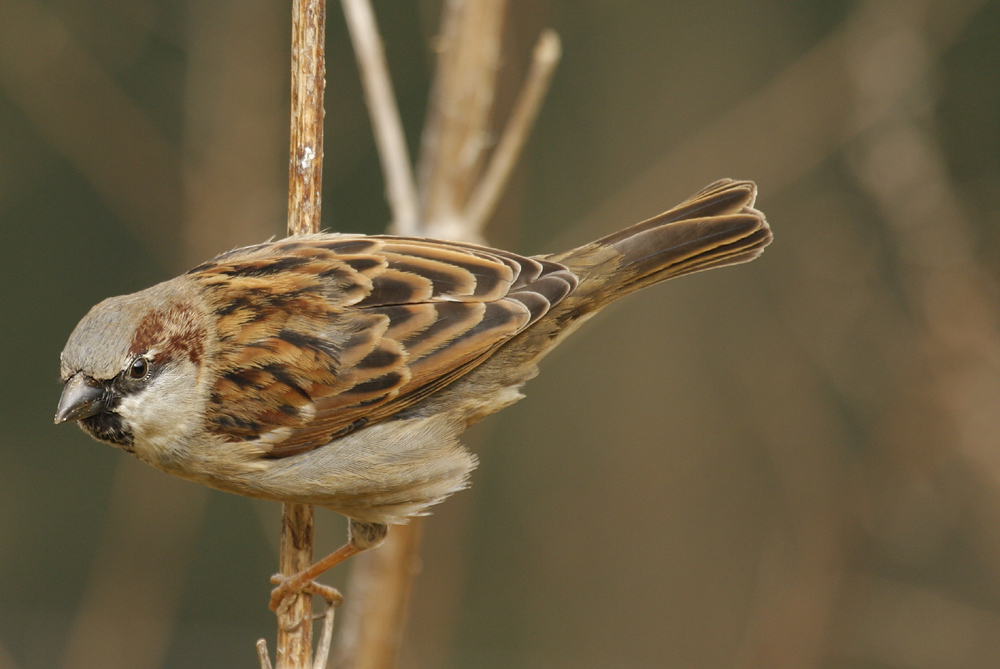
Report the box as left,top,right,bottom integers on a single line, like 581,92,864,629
333,1,561,666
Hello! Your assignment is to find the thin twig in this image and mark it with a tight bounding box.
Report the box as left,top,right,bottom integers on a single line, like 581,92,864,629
341,0,420,235
280,2,327,666
417,0,510,242
312,601,337,669
464,29,561,232
258,639,274,669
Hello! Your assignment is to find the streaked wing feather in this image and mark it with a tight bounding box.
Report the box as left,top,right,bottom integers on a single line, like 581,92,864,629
192,235,578,456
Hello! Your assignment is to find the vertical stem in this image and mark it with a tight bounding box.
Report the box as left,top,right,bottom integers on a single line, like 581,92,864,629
288,0,327,237
277,503,316,668
417,0,509,239
280,0,326,667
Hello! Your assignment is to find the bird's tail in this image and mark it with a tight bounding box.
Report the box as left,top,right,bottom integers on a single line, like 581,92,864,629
550,179,771,308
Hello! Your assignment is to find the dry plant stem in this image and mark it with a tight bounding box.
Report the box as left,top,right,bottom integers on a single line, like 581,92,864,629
313,602,337,669
258,639,275,669
264,592,339,669
417,0,509,241
341,0,419,234
280,1,327,667
277,503,316,668
464,29,561,232
287,0,327,237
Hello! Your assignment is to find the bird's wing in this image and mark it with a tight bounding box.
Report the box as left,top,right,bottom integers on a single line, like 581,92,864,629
190,234,578,456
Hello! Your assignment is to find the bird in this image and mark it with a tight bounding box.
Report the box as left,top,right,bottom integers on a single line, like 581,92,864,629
55,178,771,611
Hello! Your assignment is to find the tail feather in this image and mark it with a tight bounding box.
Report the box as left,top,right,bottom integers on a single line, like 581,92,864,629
558,179,771,302
593,179,758,247
612,211,769,292
471,179,771,377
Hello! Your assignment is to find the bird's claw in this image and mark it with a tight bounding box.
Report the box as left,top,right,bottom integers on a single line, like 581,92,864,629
269,573,343,613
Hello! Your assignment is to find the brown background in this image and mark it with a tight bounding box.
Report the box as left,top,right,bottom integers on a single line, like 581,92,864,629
2,0,1000,667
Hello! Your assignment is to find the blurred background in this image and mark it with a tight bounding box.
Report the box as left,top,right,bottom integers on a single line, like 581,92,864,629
2,0,1000,666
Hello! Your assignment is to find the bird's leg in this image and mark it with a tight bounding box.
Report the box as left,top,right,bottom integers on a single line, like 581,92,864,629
269,519,388,612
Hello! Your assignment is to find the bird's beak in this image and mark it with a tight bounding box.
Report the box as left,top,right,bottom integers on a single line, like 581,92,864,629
55,374,106,424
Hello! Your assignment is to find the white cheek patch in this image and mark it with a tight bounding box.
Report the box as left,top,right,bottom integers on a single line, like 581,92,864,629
118,360,207,460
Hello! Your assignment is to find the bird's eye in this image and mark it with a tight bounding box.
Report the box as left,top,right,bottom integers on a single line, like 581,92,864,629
129,356,150,380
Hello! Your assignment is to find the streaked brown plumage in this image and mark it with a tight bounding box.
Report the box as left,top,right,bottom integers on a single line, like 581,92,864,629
194,235,579,456
55,179,771,610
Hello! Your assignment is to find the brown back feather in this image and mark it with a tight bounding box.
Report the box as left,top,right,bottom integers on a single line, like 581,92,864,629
192,235,577,456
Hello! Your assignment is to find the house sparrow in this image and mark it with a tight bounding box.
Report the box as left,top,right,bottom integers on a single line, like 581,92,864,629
56,179,771,610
